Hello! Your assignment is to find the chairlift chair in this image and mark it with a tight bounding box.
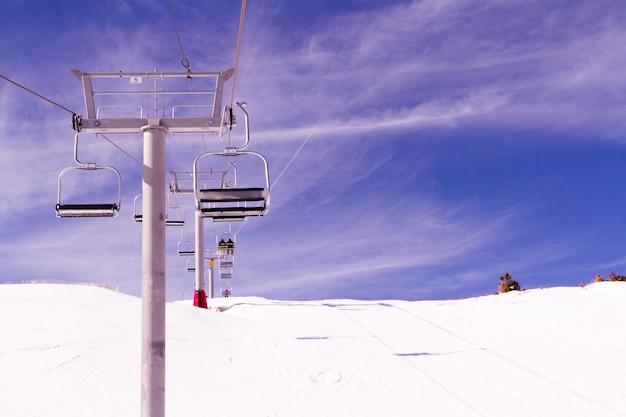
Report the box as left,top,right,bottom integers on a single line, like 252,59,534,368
186,258,196,272
165,189,186,226
217,229,236,254
221,286,233,298
177,239,195,256
220,260,234,268
218,253,234,279
133,193,186,226
193,150,270,222
56,132,121,218
133,194,142,222
193,102,269,221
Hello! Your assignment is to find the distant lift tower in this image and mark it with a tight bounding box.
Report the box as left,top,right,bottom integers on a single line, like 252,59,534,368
70,68,233,417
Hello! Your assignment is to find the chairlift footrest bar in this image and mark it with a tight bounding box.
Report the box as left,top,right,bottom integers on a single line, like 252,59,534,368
212,216,245,222
56,204,119,218
200,207,266,220
134,215,184,226
166,220,185,226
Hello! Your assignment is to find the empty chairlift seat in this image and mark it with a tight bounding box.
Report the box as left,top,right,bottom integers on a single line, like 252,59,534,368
56,202,120,218
177,239,195,256
197,188,268,220
56,132,122,218
56,165,122,218
193,150,270,222
133,194,186,226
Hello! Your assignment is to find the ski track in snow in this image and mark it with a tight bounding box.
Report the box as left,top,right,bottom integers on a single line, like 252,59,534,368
307,297,626,417
402,296,626,417
333,302,486,417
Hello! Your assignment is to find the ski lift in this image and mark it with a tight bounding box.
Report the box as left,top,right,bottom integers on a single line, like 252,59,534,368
186,258,196,272
217,228,236,255
133,194,142,222
192,103,270,222
166,189,186,226
221,286,232,298
220,258,234,269
219,253,234,279
177,239,195,256
220,261,234,269
56,132,121,218
193,150,270,222
133,193,186,226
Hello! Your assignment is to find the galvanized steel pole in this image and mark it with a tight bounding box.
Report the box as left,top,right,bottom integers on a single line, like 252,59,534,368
141,124,168,417
209,257,215,299
193,207,207,306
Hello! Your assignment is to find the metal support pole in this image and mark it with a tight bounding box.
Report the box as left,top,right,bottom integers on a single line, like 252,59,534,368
209,257,215,299
141,124,168,417
193,207,208,307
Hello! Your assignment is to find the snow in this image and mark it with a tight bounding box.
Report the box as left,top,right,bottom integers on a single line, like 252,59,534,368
1,283,625,417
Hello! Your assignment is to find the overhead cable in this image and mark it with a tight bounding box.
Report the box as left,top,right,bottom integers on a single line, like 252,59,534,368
1,74,146,167
227,0,247,148
272,116,324,189
98,134,143,167
230,0,247,106
167,0,190,71
235,116,323,235
0,73,76,115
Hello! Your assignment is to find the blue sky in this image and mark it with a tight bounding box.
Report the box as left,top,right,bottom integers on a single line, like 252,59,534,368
1,0,626,301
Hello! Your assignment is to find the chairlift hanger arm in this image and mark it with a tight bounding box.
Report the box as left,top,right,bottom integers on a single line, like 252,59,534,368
235,101,250,150
224,101,250,150
72,131,95,167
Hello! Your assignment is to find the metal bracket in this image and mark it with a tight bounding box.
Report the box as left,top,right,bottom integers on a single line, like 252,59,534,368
72,114,82,132
223,106,237,130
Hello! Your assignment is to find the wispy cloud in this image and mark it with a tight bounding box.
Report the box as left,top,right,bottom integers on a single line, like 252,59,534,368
241,0,626,138
237,189,520,299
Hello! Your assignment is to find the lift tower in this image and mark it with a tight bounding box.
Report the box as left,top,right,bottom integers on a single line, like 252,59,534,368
70,68,233,417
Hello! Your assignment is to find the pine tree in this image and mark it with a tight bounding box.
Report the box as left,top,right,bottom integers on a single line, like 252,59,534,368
497,272,521,293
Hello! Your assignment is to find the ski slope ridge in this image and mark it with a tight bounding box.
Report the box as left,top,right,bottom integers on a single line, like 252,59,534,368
0,282,625,417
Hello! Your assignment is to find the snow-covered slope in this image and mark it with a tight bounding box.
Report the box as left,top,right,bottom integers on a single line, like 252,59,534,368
1,283,625,417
